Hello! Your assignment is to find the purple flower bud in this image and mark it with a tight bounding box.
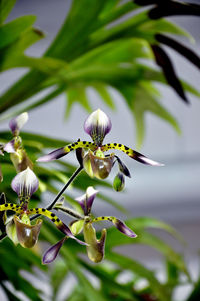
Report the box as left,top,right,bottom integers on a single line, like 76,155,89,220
9,112,28,136
42,237,67,264
11,167,39,198
84,109,112,146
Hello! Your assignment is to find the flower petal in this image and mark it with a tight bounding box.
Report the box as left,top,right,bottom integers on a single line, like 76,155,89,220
102,144,164,166
58,222,87,246
113,219,137,238
83,222,106,263
115,156,131,177
9,112,28,135
3,139,16,153
42,237,67,264
84,109,112,146
14,216,42,248
37,147,67,162
86,186,98,214
11,167,39,198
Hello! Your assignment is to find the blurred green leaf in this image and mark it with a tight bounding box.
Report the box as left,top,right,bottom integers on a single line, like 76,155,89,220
0,0,16,25
0,15,36,49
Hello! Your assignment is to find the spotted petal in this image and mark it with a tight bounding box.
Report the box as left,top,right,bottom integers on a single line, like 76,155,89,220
84,109,112,146
102,144,164,166
9,112,28,136
43,237,67,264
11,167,39,198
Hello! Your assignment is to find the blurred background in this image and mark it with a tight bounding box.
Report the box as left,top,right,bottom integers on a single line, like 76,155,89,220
0,0,200,300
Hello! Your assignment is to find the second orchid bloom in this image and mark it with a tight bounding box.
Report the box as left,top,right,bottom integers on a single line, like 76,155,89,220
37,109,163,191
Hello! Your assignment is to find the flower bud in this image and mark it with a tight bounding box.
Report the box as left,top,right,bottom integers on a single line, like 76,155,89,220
83,222,106,263
113,172,125,192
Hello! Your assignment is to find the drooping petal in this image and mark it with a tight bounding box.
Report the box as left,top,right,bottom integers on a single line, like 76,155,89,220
14,216,42,248
102,144,164,166
84,109,112,146
83,222,106,263
57,222,87,246
9,112,28,136
11,167,39,198
113,172,125,192
113,219,137,238
42,237,67,264
115,156,131,178
37,147,67,162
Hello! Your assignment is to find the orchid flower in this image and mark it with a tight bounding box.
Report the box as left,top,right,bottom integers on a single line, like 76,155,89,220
37,109,163,189
43,187,137,264
1,112,33,174
0,167,85,249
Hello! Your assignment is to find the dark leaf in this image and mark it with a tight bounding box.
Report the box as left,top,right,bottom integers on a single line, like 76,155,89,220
148,1,200,19
156,34,200,70
151,44,188,103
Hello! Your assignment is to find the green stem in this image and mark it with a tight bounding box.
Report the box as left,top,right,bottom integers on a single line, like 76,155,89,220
30,165,83,221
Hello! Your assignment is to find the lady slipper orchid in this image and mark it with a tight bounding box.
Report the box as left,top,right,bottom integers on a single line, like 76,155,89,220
2,112,33,173
0,167,86,249
46,186,137,264
37,109,163,184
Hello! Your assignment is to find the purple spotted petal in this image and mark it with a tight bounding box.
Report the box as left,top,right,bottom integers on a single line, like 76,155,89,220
42,237,67,264
9,112,28,135
3,139,16,153
58,222,87,245
11,167,39,198
84,109,112,146
37,147,66,162
115,156,131,178
114,219,137,238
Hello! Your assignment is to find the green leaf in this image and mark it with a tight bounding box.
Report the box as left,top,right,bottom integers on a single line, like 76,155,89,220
0,15,36,49
65,84,92,118
0,0,16,25
118,81,180,147
92,83,115,109
106,251,169,301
